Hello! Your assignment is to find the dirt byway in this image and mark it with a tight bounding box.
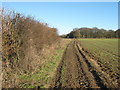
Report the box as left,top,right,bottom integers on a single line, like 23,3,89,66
51,40,118,88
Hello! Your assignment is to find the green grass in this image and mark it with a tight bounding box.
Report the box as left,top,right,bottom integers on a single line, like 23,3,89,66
19,48,64,88
19,39,70,88
60,65,65,85
79,39,119,74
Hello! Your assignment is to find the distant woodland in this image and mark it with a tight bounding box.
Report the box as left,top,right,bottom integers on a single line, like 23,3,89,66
61,27,120,38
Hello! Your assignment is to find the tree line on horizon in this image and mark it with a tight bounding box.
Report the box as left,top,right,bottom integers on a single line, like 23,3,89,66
61,27,120,38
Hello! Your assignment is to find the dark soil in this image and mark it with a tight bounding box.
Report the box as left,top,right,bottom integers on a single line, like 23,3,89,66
51,40,119,88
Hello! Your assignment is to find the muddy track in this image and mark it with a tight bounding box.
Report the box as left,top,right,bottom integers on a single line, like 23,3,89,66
51,40,118,88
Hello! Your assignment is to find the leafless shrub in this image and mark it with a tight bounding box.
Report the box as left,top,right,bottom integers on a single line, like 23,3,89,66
2,8,60,88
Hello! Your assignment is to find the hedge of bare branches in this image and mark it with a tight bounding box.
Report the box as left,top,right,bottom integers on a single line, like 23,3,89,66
2,9,60,70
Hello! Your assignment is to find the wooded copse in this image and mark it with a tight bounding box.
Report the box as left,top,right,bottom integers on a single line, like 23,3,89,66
61,27,120,38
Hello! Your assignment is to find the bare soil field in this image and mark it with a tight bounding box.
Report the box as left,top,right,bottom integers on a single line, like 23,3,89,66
51,40,119,88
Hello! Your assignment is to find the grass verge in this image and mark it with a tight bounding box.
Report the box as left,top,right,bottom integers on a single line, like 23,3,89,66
18,39,70,88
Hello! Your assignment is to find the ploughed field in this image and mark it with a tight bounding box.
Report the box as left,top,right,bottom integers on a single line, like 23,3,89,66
51,39,119,88
10,39,119,88
79,39,120,87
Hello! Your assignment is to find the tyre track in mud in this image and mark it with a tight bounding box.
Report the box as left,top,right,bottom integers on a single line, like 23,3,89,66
51,40,118,88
